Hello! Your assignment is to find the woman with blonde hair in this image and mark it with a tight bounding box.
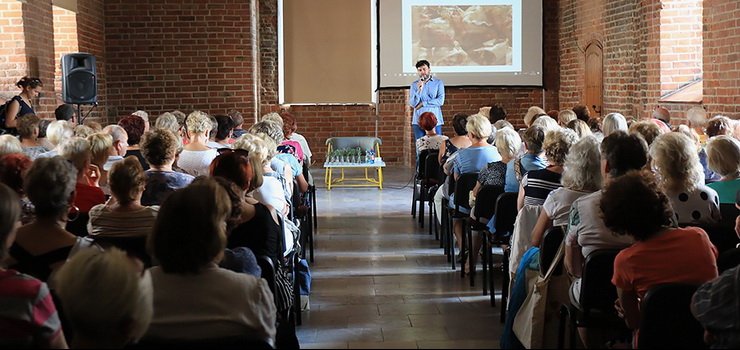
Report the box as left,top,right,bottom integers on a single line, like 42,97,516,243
60,137,106,219
145,178,277,345
55,249,152,348
558,109,577,126
88,156,159,238
629,120,664,146
17,114,47,159
234,133,290,215
37,120,74,158
523,106,547,127
650,132,720,224
87,132,114,191
177,110,218,176
705,136,740,203
566,119,592,138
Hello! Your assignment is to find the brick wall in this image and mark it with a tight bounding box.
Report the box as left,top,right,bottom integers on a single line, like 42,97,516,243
52,6,78,103
0,0,27,101
76,0,107,122
703,0,740,118
660,0,703,95
103,0,258,123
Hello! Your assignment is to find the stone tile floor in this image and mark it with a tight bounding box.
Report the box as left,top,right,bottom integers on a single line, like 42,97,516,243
299,166,504,349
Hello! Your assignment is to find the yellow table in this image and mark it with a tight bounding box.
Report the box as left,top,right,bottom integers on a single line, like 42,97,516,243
324,161,386,190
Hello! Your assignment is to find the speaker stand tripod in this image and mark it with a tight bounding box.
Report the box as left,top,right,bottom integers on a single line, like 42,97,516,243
76,102,98,125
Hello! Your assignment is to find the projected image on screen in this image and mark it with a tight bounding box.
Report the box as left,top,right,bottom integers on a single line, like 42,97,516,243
412,5,512,66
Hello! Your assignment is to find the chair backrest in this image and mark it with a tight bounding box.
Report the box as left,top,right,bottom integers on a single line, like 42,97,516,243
579,249,621,312
695,224,738,255
473,185,505,222
92,235,151,267
425,152,445,185
257,255,276,294
493,192,519,238
65,213,90,237
417,149,433,177
453,173,479,211
539,226,565,276
719,203,738,227
639,283,706,349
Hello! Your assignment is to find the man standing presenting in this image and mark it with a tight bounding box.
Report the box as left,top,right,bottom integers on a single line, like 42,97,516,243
409,60,445,140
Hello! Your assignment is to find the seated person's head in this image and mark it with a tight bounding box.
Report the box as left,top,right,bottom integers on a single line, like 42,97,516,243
55,249,153,347
74,124,95,138
686,107,707,129
531,115,559,133
54,104,76,122
109,156,146,205
193,176,244,233
651,106,671,124
600,171,673,241
260,112,284,128
649,132,704,192
87,132,114,167
542,128,579,166
210,149,263,192
602,113,628,137
494,127,521,160
17,114,40,141
489,104,507,123
600,131,648,179
523,125,545,155
153,113,179,135
46,120,75,149
84,120,103,132
706,115,734,138
281,112,297,138
24,157,77,220
234,133,272,168
566,119,592,138
572,104,590,122
0,153,32,196
523,106,546,127
60,137,92,173
37,119,51,139
451,113,469,136
228,110,245,129
558,109,577,126
629,120,664,146
249,120,284,144
0,135,22,156
140,128,179,168
103,124,129,156
149,178,230,274
213,115,236,141
562,136,602,192
465,114,493,141
418,112,438,132
118,115,146,146
493,119,514,131
184,111,213,138
706,136,740,180
0,183,21,262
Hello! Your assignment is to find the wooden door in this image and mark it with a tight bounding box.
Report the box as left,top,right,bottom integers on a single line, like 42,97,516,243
584,42,603,117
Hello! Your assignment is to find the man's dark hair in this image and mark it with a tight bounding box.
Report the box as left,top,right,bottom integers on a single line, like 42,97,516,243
490,104,507,123
55,104,75,121
573,104,590,122
600,131,648,178
214,115,236,140
415,60,430,69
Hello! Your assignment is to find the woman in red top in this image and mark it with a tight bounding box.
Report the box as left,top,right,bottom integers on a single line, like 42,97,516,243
601,171,718,335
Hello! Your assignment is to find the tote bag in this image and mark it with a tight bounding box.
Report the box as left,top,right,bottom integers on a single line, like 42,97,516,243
512,241,565,349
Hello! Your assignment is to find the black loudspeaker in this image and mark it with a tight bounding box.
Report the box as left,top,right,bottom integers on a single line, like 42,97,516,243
62,53,97,105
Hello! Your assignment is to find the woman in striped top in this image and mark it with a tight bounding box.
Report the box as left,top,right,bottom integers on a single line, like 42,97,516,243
88,156,159,238
517,128,579,210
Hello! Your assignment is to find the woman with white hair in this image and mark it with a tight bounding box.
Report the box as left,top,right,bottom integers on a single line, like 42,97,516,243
523,106,547,127
530,136,602,246
650,132,720,225
0,134,22,156
705,136,740,204
472,127,522,196
601,112,628,137
55,249,152,348
687,106,708,144
177,110,218,176
235,133,290,215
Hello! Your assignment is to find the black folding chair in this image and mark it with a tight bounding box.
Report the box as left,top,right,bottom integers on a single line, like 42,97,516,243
472,185,504,295
638,283,706,349
92,235,151,267
452,173,478,281
490,192,518,315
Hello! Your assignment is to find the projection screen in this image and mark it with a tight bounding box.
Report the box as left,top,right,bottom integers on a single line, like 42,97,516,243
378,0,543,88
